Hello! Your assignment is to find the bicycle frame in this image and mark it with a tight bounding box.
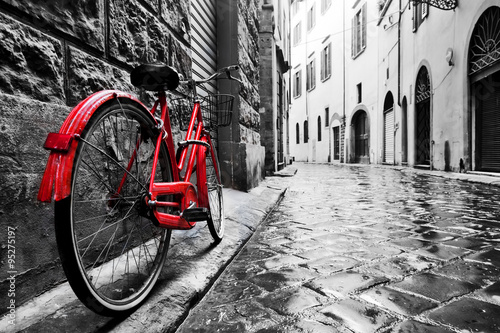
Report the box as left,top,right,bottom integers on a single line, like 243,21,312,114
137,91,219,230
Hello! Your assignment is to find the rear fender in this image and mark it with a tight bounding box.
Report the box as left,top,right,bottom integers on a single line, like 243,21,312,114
37,90,153,202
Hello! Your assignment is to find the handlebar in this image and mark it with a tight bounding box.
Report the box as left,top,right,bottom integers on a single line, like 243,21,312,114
179,65,242,87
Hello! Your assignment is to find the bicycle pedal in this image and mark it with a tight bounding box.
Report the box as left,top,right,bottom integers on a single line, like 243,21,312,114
181,207,209,222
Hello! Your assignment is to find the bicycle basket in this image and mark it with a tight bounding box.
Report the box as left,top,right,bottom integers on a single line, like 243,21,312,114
169,98,192,131
201,94,234,128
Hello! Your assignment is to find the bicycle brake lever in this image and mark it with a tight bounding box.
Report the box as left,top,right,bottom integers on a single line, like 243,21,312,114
226,71,243,85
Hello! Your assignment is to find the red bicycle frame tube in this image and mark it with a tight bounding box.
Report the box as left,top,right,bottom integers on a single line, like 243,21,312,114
38,89,216,230
146,93,213,229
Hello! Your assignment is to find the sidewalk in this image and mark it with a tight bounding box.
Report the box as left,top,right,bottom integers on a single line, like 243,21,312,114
0,171,292,333
338,162,500,187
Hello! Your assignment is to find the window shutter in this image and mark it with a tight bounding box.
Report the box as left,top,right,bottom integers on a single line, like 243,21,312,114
422,3,428,19
351,17,356,57
412,4,418,31
361,3,367,49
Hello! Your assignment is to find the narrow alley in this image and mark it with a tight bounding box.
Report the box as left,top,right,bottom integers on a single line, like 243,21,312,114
177,163,500,333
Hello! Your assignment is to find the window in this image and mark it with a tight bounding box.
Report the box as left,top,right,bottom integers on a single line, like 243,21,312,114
293,70,302,98
333,126,340,160
321,0,332,14
304,120,309,143
357,83,362,103
351,3,367,58
293,22,302,45
292,0,300,16
325,107,329,126
317,116,322,141
321,43,332,81
413,2,429,31
306,59,316,91
296,123,300,144
307,4,316,31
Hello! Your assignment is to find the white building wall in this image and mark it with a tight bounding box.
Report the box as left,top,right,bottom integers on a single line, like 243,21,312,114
290,0,345,163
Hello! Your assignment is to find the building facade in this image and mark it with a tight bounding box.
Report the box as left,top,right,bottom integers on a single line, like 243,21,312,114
0,0,264,312
259,0,292,174
290,0,500,175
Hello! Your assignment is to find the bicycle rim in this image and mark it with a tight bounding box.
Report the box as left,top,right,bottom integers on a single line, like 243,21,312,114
56,101,173,315
206,148,224,242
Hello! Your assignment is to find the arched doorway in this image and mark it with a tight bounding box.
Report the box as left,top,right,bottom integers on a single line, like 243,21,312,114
352,110,369,164
383,92,395,164
415,66,431,167
401,97,408,164
470,6,500,172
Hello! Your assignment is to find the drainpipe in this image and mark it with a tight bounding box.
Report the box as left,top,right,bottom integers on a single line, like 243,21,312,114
342,0,346,163
397,0,402,107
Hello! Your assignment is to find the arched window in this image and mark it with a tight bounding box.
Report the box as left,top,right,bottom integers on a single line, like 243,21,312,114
304,120,309,143
317,116,322,141
296,123,300,144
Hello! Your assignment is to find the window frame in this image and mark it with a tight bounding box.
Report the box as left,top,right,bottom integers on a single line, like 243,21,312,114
321,43,332,81
307,4,316,31
296,123,300,144
293,69,302,98
321,0,332,14
306,58,316,91
351,3,367,59
413,2,429,31
293,21,302,45
317,116,322,142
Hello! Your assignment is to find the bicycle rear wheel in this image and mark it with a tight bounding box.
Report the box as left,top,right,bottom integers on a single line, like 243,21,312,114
55,100,173,316
205,146,225,242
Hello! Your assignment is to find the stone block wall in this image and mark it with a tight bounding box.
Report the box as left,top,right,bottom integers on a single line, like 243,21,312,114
218,0,265,191
0,0,192,313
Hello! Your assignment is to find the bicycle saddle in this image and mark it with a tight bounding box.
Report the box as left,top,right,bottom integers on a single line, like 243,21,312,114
130,64,180,91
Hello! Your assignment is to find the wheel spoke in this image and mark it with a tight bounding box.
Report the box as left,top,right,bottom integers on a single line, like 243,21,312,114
62,105,172,314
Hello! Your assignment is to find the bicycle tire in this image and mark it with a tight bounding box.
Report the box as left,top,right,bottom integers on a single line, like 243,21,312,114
205,146,225,242
54,99,173,316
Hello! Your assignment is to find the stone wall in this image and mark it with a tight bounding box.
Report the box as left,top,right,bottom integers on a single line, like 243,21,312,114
0,0,192,313
217,0,265,191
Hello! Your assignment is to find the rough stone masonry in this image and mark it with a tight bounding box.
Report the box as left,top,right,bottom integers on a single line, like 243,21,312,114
0,0,263,314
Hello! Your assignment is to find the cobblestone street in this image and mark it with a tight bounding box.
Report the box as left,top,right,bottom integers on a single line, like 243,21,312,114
177,163,500,333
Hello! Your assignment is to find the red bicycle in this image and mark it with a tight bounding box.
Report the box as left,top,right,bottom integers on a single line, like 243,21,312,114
37,64,240,316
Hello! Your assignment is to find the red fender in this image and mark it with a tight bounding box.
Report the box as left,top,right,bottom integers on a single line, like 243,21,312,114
37,90,152,203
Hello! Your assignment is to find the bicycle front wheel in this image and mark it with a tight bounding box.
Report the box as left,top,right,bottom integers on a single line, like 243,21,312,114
205,146,225,242
55,100,173,316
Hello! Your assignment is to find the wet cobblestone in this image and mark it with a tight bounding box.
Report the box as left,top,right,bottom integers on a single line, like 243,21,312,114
177,163,500,332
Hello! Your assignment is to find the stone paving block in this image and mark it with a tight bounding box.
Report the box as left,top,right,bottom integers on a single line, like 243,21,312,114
281,237,324,252
411,230,458,242
259,254,308,270
358,253,436,279
390,237,433,250
392,320,454,332
442,237,492,251
294,318,352,333
202,279,265,306
392,272,479,302
236,243,281,263
257,287,323,315
320,298,397,333
428,297,500,332
475,281,500,306
303,255,361,275
433,261,500,287
306,271,389,298
295,247,340,261
414,243,471,261
360,286,438,316
248,266,318,291
466,248,500,267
